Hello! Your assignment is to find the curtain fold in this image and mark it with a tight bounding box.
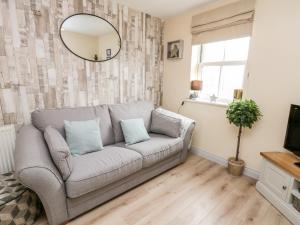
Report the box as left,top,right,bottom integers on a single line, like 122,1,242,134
191,0,255,44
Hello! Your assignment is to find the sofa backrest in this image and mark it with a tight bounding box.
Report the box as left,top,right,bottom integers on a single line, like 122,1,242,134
95,105,115,145
31,105,114,146
109,101,154,143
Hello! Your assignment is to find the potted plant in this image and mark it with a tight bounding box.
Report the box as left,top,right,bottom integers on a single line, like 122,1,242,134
226,99,262,176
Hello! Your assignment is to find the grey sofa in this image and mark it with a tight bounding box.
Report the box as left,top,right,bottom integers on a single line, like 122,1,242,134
14,101,195,225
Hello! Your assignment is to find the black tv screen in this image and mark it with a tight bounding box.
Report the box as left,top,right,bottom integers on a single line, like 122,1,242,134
284,104,300,157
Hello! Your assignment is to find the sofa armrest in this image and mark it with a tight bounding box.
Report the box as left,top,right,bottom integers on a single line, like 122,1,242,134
14,125,68,225
155,108,196,161
181,122,196,161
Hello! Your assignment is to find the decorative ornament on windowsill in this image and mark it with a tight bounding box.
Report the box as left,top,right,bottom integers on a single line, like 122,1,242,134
189,80,202,99
233,89,243,100
209,94,217,102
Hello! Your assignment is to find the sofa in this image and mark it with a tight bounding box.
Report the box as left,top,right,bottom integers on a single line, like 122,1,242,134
14,101,195,225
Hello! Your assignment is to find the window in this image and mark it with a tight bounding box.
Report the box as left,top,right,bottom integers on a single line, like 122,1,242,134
191,37,251,104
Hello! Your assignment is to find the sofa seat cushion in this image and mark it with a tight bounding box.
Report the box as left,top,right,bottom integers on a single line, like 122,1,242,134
66,146,142,198
121,134,183,168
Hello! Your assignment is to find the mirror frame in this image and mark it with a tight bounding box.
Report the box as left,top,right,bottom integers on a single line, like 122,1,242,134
59,13,122,62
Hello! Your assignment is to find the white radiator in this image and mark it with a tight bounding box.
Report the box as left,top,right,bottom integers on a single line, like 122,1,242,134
0,125,16,174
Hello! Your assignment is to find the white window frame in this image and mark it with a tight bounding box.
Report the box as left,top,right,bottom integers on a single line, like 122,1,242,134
191,38,250,105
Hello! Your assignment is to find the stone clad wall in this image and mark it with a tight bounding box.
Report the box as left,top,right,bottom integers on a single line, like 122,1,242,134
0,0,164,126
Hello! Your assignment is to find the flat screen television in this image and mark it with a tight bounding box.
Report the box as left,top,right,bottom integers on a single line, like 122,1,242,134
284,104,300,158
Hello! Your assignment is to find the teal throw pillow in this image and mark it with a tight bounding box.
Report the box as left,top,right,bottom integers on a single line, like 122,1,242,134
64,118,103,155
120,118,150,145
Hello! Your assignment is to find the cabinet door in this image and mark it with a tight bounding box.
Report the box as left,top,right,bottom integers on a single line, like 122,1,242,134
261,161,292,201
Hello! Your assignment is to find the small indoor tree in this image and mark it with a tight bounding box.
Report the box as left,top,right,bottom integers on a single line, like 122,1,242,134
226,99,262,176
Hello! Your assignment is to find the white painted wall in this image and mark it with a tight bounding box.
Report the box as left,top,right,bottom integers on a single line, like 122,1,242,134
163,0,300,171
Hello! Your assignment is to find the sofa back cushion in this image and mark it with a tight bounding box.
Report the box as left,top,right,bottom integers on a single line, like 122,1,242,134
95,105,115,146
31,105,114,146
109,101,154,143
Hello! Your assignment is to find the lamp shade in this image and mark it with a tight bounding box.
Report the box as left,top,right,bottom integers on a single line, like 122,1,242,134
191,80,202,91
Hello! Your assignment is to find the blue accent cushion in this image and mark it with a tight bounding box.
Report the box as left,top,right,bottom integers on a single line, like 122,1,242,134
120,118,150,145
64,119,104,155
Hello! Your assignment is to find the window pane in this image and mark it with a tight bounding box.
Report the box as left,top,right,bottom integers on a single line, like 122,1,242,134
224,37,250,61
191,37,250,103
200,66,220,98
219,65,245,100
201,41,224,62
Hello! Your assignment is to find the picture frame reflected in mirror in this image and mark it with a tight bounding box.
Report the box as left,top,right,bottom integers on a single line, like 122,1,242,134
106,49,112,59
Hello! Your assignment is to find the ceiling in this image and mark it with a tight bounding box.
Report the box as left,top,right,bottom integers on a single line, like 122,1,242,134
62,14,114,36
116,0,215,18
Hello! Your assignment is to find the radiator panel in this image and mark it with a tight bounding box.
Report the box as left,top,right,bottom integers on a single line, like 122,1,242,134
0,125,16,174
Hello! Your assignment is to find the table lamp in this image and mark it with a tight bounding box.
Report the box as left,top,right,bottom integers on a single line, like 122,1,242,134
190,80,202,99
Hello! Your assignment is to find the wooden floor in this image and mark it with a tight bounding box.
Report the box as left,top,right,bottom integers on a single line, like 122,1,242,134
36,154,292,225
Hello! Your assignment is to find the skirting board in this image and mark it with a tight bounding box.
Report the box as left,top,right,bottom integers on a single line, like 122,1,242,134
191,146,260,180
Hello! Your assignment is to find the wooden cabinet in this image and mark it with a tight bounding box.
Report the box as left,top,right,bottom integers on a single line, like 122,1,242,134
256,152,300,225
261,161,292,200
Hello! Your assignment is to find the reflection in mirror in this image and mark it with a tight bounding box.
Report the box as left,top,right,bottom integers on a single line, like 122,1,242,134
60,14,121,62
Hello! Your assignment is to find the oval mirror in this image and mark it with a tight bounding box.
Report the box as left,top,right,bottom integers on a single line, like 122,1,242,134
60,13,121,62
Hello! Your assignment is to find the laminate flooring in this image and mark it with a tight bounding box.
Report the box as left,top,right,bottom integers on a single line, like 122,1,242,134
35,154,292,225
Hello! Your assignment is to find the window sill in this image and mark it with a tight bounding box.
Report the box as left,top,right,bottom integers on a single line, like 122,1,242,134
184,98,229,108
